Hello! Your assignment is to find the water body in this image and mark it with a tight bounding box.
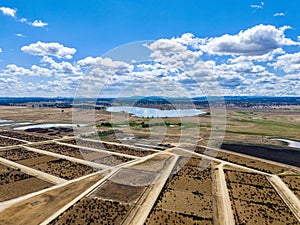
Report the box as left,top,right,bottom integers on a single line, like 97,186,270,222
14,123,87,130
271,138,300,149
221,143,300,167
107,106,205,118
0,119,13,123
0,122,32,127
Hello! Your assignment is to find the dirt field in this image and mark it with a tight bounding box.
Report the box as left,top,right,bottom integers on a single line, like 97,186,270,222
0,147,97,180
0,130,50,142
225,170,272,187
91,180,146,204
225,169,299,225
33,142,87,159
25,127,74,137
63,138,156,157
34,159,97,180
146,156,215,224
90,154,132,166
233,199,299,225
130,153,172,172
110,167,157,186
0,136,25,147
0,106,84,125
0,173,104,225
166,175,211,194
49,198,131,225
0,164,52,202
145,208,213,225
0,147,42,161
280,175,300,199
34,142,133,166
0,177,53,202
0,106,300,224
157,190,212,218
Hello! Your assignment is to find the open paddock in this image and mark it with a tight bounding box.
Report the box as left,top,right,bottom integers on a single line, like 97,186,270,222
225,170,272,187
229,183,285,206
0,173,104,225
166,175,211,194
130,154,171,172
25,127,74,137
17,155,58,167
33,143,87,159
62,138,155,157
145,208,213,225
110,167,157,186
175,155,213,168
49,198,130,225
0,147,96,180
0,164,31,186
0,130,50,142
175,164,211,178
82,150,133,166
280,175,300,199
156,189,213,218
0,164,52,201
34,142,133,167
0,177,52,202
0,147,42,161
225,169,299,225
34,159,97,180
146,159,214,224
90,180,146,204
232,199,299,225
0,136,25,147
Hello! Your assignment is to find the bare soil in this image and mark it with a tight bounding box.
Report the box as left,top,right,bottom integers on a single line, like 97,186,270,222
0,173,104,225
0,164,52,202
0,136,25,147
145,209,213,225
0,177,52,202
90,180,146,204
34,159,97,180
0,130,50,142
225,169,299,225
49,198,131,225
281,175,300,199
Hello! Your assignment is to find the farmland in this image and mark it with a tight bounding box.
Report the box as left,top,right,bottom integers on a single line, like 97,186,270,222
0,106,299,224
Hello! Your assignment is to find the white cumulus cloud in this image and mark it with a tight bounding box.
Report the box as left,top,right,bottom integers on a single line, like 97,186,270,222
269,52,300,73
16,33,26,38
21,41,77,59
0,64,34,76
77,56,133,74
201,24,298,56
0,6,16,17
250,2,264,9
274,12,285,17
30,20,48,27
41,56,81,75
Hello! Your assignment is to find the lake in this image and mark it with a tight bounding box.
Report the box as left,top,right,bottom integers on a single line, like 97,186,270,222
271,138,300,149
14,123,87,130
106,106,205,118
0,119,13,123
0,122,32,127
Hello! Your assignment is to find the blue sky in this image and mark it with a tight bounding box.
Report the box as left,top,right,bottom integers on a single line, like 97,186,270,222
0,0,300,97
